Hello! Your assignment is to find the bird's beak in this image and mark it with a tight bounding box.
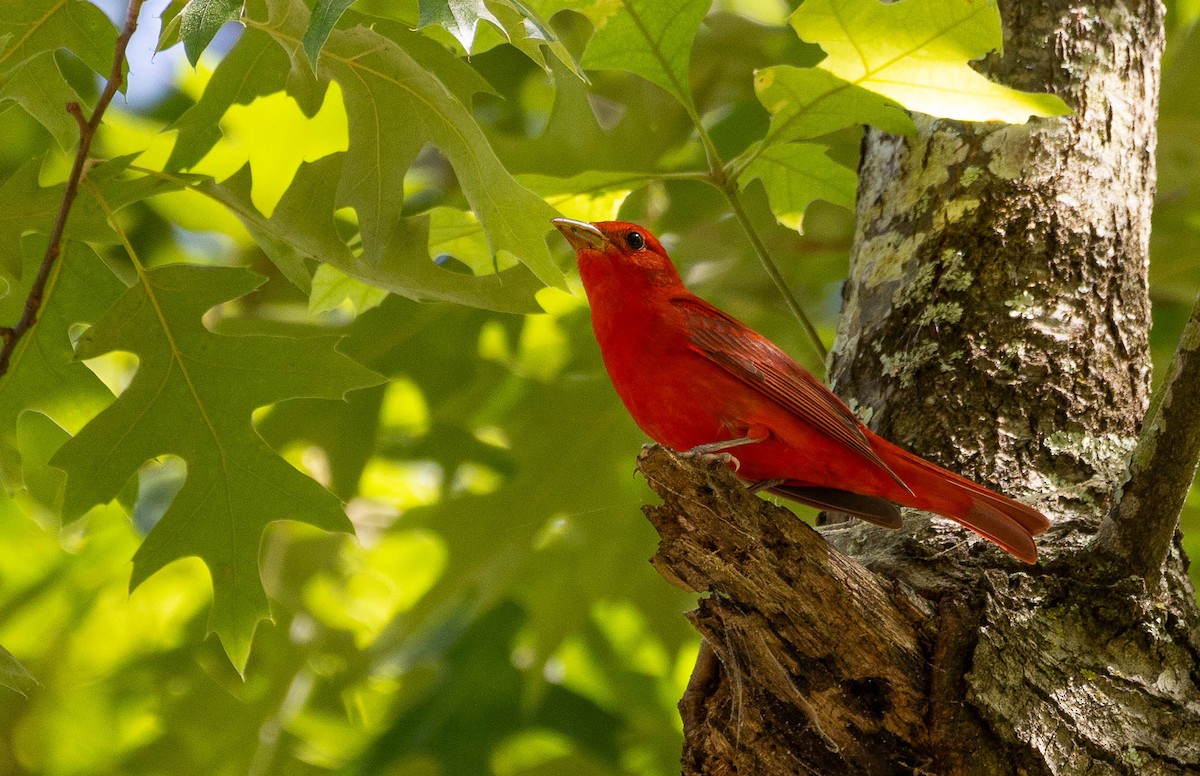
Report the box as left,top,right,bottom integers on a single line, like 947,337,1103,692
552,218,609,251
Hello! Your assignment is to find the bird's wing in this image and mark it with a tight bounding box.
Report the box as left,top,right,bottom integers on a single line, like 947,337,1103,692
768,484,904,528
676,295,908,490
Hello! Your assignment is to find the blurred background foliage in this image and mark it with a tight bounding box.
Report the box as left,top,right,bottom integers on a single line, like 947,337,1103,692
0,0,1197,774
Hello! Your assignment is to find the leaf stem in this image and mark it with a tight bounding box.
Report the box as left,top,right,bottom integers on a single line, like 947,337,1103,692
686,107,829,364
721,186,828,362
0,0,146,377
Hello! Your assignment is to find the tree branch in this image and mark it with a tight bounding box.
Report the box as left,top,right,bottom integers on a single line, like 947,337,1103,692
0,0,145,377
1091,291,1200,585
636,445,927,773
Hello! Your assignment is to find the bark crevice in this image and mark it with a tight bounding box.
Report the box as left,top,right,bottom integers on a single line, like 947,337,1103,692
648,0,1200,772
640,446,1200,774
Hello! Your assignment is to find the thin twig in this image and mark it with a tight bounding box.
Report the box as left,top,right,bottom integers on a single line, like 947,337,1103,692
720,186,829,363
1091,291,1200,586
0,0,146,377
684,112,830,365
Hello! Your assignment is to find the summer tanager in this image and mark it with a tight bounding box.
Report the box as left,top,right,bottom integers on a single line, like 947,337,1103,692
553,218,1050,564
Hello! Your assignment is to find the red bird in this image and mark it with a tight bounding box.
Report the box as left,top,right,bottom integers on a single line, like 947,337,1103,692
553,218,1050,563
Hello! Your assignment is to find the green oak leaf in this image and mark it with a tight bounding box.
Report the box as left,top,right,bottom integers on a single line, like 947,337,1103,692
180,0,245,66
0,54,92,150
308,264,389,316
753,65,915,150
0,156,179,278
0,238,126,496
172,0,559,292
418,0,503,51
50,264,382,671
0,0,117,145
201,157,546,312
740,143,857,232
580,0,709,109
301,0,356,69
486,1,584,78
415,0,582,76
0,0,115,78
158,0,190,52
167,9,485,172
165,23,329,172
255,384,384,501
487,55,693,175
254,0,563,287
791,0,1070,123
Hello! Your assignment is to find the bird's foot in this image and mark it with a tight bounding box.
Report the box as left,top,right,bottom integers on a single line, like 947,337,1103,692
679,447,741,473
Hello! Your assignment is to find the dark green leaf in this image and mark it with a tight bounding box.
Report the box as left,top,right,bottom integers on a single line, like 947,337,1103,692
0,54,91,150
157,0,190,52
166,25,321,171
301,0,356,69
180,0,245,66
579,0,709,108
258,0,563,284
51,264,382,670
0,0,116,145
0,157,179,278
202,157,547,312
0,0,115,78
0,238,125,495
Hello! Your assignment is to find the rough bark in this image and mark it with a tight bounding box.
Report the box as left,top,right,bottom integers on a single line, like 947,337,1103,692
830,0,1159,534
639,447,929,775
1094,293,1200,585
641,445,1200,774
637,0,1200,773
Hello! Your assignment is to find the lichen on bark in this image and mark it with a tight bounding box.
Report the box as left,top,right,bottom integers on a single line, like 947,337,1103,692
642,0,1200,773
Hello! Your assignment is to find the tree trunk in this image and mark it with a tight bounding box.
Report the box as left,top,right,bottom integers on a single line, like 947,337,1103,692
637,0,1200,772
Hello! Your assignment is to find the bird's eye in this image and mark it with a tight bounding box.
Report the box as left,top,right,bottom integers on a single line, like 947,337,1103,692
625,231,645,250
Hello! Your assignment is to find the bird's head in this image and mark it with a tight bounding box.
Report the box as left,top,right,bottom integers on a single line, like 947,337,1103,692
552,218,682,291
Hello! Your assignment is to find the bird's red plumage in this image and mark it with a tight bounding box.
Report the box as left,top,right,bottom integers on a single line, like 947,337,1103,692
553,218,1050,563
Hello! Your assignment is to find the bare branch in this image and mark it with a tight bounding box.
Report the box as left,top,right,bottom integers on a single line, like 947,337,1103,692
1092,292,1200,585
0,0,147,377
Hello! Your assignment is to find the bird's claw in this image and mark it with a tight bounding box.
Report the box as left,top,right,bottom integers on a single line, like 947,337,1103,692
680,448,741,472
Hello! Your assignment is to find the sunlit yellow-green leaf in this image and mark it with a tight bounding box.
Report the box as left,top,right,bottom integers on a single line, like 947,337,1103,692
522,171,656,222
791,0,1070,123
309,264,390,317
741,143,857,231
257,0,565,288
752,65,915,149
0,642,36,696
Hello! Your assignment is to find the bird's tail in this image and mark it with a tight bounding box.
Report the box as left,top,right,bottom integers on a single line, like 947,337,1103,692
875,437,1051,564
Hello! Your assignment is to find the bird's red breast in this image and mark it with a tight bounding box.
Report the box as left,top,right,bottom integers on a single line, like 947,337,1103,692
553,218,1049,563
